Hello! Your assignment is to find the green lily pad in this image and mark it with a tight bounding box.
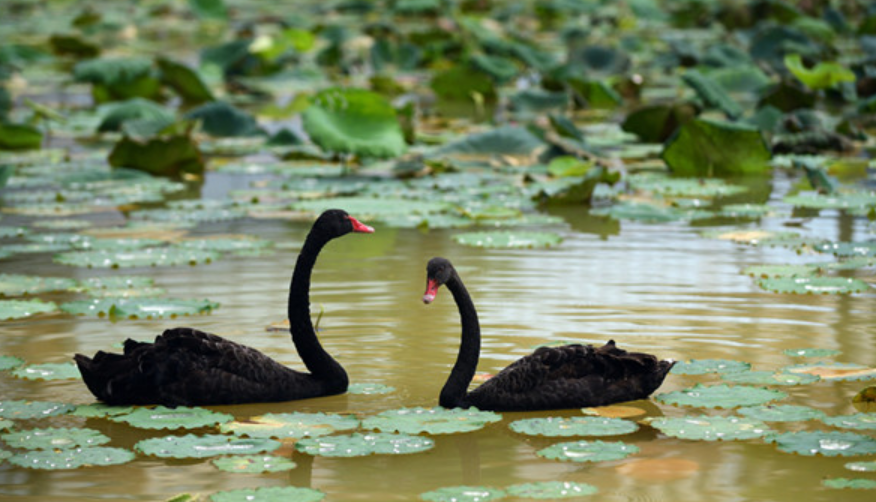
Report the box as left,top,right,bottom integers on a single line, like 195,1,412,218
813,242,876,258
60,297,219,319
767,431,876,457
784,54,855,90
0,419,12,431
211,455,297,473
293,197,451,219
628,173,747,198
110,406,233,430
742,264,819,279
671,359,751,375
757,277,870,294
97,98,176,133
364,407,502,435
184,101,262,138
822,478,876,490
135,434,280,459
505,481,598,499
737,404,826,422
0,299,58,320
81,276,156,290
721,370,820,386
509,416,638,437
210,486,325,502
656,384,787,409
0,355,24,371
452,231,562,249
590,201,713,223
54,247,219,268
784,192,876,210
175,236,273,255
0,400,74,419
0,274,79,296
72,404,135,418
347,383,395,395
220,412,360,439
435,125,544,157
12,362,80,380
822,413,876,431
537,440,639,463
662,118,771,177
420,486,506,502
646,416,771,441
296,432,434,457
719,203,777,219
6,446,135,470
785,362,876,381
845,461,876,472
1,427,110,450
130,208,245,223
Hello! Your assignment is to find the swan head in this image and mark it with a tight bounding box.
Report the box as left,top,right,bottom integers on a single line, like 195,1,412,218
423,257,454,304
316,209,374,237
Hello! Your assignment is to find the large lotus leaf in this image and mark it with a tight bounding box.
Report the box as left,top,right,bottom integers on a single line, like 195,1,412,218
757,277,870,295
737,404,826,422
846,461,876,472
81,276,155,291
590,201,713,223
12,362,79,380
72,404,135,418
822,413,876,431
767,431,876,457
0,355,24,371
785,362,876,381
419,486,506,502
54,247,219,268
784,192,876,210
302,88,405,159
435,125,544,157
211,454,297,473
7,446,135,470
627,173,747,198
452,231,562,249
0,299,58,320
135,434,280,459
681,70,743,119
0,419,11,431
784,348,841,358
295,432,434,457
671,359,751,375
156,57,215,105
509,416,637,437
784,54,855,90
1,427,110,450
98,98,176,133
108,130,205,177
505,481,598,499
363,407,502,435
722,370,819,386
210,486,325,502
647,416,771,441
60,297,219,319
184,101,263,138
822,478,876,489
537,440,639,463
743,264,819,279
0,400,74,419
662,118,771,177
0,123,43,150
220,412,360,439
430,64,498,107
110,406,233,430
656,384,787,409
347,383,395,395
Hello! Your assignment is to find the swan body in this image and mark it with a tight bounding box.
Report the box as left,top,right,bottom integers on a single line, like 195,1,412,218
423,257,674,412
74,209,374,406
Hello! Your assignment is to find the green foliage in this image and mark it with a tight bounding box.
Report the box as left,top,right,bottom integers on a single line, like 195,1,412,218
135,434,280,459
211,455,297,473
0,355,24,371
7,447,135,470
296,432,435,457
0,400,74,419
662,118,772,176
156,58,215,105
509,416,638,437
347,383,395,395
656,384,787,409
0,123,42,150
12,362,79,380
55,247,219,268
420,486,507,502
722,370,820,386
768,431,876,456
737,404,826,423
647,416,772,441
209,486,324,502
822,478,876,490
436,126,544,156
784,54,855,90
537,440,639,463
505,481,598,499
452,231,563,249
757,277,870,295
110,406,233,430
622,102,699,143
0,299,58,320
670,359,751,375
73,58,160,103
821,413,876,431
0,274,78,296
97,98,176,133
1,427,110,450
681,70,743,119
60,297,219,319
188,0,227,21
184,101,263,137
108,125,205,178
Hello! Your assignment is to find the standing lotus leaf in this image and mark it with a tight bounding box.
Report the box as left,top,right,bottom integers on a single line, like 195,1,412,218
537,440,639,463
209,486,325,502
0,299,58,320
821,413,876,431
110,406,233,430
134,434,280,459
211,455,297,473
60,297,219,319
505,481,598,499
0,355,24,371
646,416,771,441
452,231,563,249
656,384,787,409
0,419,13,431
721,370,820,386
784,348,842,358
347,383,395,395
419,485,507,502
736,404,826,423
1,427,110,450
757,277,870,295
219,412,359,439
822,478,876,489
296,432,435,457
363,407,502,435
509,416,638,437
12,362,80,380
845,461,876,472
0,400,74,419
7,446,135,469
671,359,751,375
767,431,876,456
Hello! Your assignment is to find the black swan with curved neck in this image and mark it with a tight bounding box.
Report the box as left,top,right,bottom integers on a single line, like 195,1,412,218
422,257,675,411
74,209,374,406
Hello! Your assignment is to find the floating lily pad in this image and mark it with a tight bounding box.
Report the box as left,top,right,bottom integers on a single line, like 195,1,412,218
785,363,876,381
0,274,79,296
671,359,751,375
110,406,233,430
662,118,771,176
656,384,787,409
627,173,747,198
845,461,876,472
54,247,219,268
0,355,24,371
505,481,598,499
220,412,359,439
419,486,506,502
72,404,135,418
452,231,562,249
60,297,219,319
0,299,58,320
175,236,274,255
784,348,842,358
293,197,451,219
0,400,74,419
822,478,876,490
6,446,135,470
509,416,638,437
647,416,771,441
767,431,876,457
719,203,776,219
211,455,297,473
537,440,639,463
590,201,713,223
784,192,876,210
1,427,110,450
721,370,820,386
12,362,80,380
701,229,801,246
295,432,434,457
813,241,876,258
737,404,826,422
757,277,870,294
210,486,325,502
0,420,11,431
822,413,876,431
742,264,819,279
347,383,395,395
135,434,280,459
363,407,502,435
581,405,647,419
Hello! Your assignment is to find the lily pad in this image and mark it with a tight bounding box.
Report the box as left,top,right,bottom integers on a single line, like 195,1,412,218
813,242,876,258
767,431,876,457
646,416,771,441
0,355,24,371
347,383,395,395
845,461,876,472
6,446,135,470
12,362,80,380
757,277,870,294
110,406,233,430
590,201,713,223
210,486,324,502
785,363,876,381
0,274,79,296
72,404,135,418
54,247,220,268
784,192,876,210
135,434,280,459
363,407,502,435
220,412,359,439
211,455,297,473
784,54,855,90
628,173,747,198
295,432,434,457
822,413,876,431
737,404,826,422
452,231,562,249
0,299,58,320
175,236,274,255
822,478,876,490
509,416,638,437
419,486,506,502
537,440,639,463
505,481,598,499
721,370,820,386
742,264,819,279
671,359,751,375
60,297,219,319
1,427,110,450
662,118,771,177
0,400,74,419
656,384,787,409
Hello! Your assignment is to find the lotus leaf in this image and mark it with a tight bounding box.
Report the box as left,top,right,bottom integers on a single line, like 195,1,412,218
663,118,771,177
757,277,870,295
72,57,159,102
719,204,777,219
452,231,562,249
220,412,359,439
0,400,74,419
72,404,135,418
419,486,506,502
0,122,43,150
0,355,24,371
7,446,135,470
671,359,751,375
347,383,395,395
184,101,263,138
130,208,245,223
767,431,876,457
784,192,876,210
721,370,820,386
176,236,274,254
97,98,176,133
0,226,28,238
0,274,79,296
742,264,819,279
293,197,451,218
590,202,713,223
1,427,110,450
80,276,156,290
54,247,220,268
0,299,58,320
845,461,876,472
210,486,325,502
435,125,544,157
211,454,297,473
505,481,598,499
363,407,501,435
822,478,876,489
680,69,743,119
156,57,215,105
627,173,747,198
509,416,638,437
656,384,787,409
135,434,280,459
784,54,855,90
785,363,876,381
60,298,219,319
537,440,639,463
0,420,10,431
647,416,771,441
813,242,876,258
12,362,79,380
295,432,434,457
822,413,876,431
737,405,825,422
110,406,233,430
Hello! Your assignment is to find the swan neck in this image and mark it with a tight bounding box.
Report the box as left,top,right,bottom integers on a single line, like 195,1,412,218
439,272,480,408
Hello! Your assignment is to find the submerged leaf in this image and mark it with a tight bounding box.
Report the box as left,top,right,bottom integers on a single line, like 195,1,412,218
363,407,501,435
296,432,434,457
537,440,639,463
220,412,359,439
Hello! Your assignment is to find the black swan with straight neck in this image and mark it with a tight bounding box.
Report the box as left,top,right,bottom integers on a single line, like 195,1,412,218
423,257,675,411
74,209,373,406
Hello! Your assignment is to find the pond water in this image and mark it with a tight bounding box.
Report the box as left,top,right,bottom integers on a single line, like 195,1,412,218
1,167,874,501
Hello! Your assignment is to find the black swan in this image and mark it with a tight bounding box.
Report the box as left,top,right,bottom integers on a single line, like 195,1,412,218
422,257,675,411
74,209,374,406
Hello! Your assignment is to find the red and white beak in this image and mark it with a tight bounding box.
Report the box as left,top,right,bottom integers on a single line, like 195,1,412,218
423,278,440,304
347,216,374,233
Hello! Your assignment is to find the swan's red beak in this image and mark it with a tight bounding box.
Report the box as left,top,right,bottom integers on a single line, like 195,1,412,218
423,278,439,304
347,216,374,233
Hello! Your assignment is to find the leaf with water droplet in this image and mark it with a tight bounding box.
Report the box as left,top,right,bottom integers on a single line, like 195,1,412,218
1,427,110,450
737,404,826,423
721,370,820,386
419,485,507,502
758,276,870,294
742,264,819,279
211,454,297,473
509,416,638,437
72,404,135,418
0,299,58,320
0,400,74,419
60,297,219,319
347,383,395,395
784,348,841,358
627,173,747,198
784,192,876,210
296,432,434,457
656,384,787,409
0,273,79,297
646,416,771,441
7,446,135,469
845,461,876,472
12,362,79,380
363,407,501,435
110,406,233,430
822,413,876,431
767,431,876,456
505,481,598,499
0,355,24,371
822,478,876,489
210,486,325,502
537,440,639,463
220,412,359,439
135,434,280,459
671,359,751,375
